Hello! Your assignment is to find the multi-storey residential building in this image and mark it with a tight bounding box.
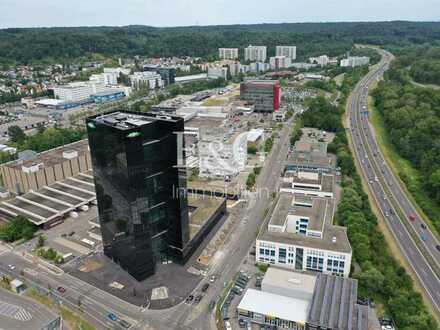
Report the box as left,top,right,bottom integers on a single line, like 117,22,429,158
249,62,270,73
340,56,370,67
143,65,177,85
256,193,352,277
240,80,281,112
244,45,267,62
309,55,330,67
218,48,239,60
129,72,164,90
269,56,292,70
86,111,189,280
276,46,297,60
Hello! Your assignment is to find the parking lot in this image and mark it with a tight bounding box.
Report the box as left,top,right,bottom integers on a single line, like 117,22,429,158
16,205,101,265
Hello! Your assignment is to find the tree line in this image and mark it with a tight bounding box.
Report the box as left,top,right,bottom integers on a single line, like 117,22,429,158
372,50,440,233
2,21,440,65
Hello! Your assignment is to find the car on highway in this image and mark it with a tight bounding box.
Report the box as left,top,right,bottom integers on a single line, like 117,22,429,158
209,300,216,310
421,223,427,230
119,319,131,329
107,313,118,322
436,245,440,252
57,286,66,294
421,234,427,242
201,283,209,292
194,294,203,304
409,214,416,222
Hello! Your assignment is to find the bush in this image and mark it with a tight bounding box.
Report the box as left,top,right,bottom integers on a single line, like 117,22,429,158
0,215,37,242
247,145,257,155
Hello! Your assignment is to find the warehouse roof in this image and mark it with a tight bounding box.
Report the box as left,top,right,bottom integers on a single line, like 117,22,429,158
237,288,309,324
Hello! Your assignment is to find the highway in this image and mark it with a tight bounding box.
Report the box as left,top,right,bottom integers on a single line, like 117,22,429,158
348,48,440,314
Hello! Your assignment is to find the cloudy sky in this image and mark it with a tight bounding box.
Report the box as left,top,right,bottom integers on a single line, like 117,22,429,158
1,0,439,28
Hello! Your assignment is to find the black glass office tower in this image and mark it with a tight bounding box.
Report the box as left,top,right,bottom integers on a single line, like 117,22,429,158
86,111,189,281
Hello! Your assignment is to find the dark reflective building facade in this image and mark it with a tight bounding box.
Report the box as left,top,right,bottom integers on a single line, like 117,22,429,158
86,111,189,280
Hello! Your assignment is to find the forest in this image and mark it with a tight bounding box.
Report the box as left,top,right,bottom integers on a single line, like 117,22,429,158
1,21,440,65
372,47,440,233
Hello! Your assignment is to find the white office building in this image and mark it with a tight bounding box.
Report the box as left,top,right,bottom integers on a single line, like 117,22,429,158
129,72,164,90
276,46,297,60
340,56,370,67
53,81,106,103
281,171,334,198
207,66,228,80
309,55,330,67
269,56,292,70
256,193,352,277
244,45,267,62
219,48,239,60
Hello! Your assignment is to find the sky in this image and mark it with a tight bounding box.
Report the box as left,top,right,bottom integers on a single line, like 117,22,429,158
1,0,439,28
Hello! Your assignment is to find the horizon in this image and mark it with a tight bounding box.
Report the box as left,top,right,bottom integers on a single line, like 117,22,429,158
1,19,439,30
1,0,439,29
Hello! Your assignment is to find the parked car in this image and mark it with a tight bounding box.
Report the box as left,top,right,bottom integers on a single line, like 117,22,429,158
239,319,247,328
225,320,232,330
209,300,216,310
57,286,66,294
421,223,427,229
194,295,203,304
209,275,216,283
409,214,416,221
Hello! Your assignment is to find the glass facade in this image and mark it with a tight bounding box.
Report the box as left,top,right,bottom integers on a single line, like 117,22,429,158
86,111,189,281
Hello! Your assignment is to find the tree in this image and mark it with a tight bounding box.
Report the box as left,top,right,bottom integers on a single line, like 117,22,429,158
8,125,26,144
37,235,46,248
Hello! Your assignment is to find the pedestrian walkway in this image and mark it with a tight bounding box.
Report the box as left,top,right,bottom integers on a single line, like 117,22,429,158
0,301,33,321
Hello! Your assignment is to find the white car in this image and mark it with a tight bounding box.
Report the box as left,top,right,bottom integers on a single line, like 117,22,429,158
8,264,15,270
225,320,232,330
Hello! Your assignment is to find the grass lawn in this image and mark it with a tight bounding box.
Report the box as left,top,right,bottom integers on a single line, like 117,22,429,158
27,289,95,330
202,98,228,106
368,93,440,239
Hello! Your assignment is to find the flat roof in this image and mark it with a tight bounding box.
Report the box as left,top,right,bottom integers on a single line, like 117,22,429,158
238,288,309,323
259,194,351,254
2,139,89,170
90,111,181,131
269,193,329,232
262,268,316,296
291,173,334,194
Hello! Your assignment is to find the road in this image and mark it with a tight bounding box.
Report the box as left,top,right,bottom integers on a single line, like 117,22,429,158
348,48,440,314
0,117,293,330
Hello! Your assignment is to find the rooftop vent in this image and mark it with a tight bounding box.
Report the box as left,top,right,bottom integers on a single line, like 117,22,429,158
63,150,78,159
332,236,337,243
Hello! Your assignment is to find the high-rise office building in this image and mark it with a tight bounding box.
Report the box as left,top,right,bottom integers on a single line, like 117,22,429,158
218,48,239,60
240,80,281,112
86,111,189,281
276,46,297,60
244,45,267,62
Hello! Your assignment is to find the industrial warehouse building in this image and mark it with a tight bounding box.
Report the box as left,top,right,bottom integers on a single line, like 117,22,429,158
237,268,370,330
0,140,92,195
